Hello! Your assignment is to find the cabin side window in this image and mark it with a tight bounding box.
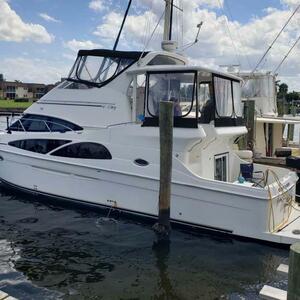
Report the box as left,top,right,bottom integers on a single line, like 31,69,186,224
148,55,185,66
127,74,147,123
51,142,112,159
198,80,214,124
8,139,71,154
136,75,146,121
214,77,233,117
213,75,243,126
214,153,228,182
8,114,83,133
232,81,242,117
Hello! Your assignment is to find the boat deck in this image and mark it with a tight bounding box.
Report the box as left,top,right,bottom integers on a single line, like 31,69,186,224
266,212,300,244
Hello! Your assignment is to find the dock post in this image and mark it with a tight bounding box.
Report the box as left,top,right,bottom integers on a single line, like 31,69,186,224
287,124,295,146
239,100,255,150
153,101,174,237
287,243,300,300
246,100,255,150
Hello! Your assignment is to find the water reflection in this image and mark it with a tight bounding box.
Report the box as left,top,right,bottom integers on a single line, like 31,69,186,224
152,238,181,300
0,187,290,299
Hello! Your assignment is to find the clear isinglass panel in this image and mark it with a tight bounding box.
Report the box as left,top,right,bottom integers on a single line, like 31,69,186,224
147,72,196,117
214,77,233,117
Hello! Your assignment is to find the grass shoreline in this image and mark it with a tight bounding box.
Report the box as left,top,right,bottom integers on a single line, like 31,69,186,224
0,99,33,110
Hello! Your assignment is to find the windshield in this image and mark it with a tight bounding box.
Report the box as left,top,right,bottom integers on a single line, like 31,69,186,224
146,72,196,118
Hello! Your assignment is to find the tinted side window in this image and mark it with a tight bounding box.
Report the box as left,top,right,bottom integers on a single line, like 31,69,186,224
9,114,83,132
51,142,112,159
9,139,71,154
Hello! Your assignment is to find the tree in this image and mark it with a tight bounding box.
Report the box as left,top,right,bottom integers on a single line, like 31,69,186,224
286,91,300,102
277,83,289,99
278,83,288,95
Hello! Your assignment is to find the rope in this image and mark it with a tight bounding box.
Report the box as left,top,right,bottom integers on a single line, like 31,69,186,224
217,0,241,66
273,34,300,74
265,168,294,233
223,0,252,70
138,11,165,64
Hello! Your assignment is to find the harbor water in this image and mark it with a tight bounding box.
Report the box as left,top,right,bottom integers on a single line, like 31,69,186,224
0,186,289,300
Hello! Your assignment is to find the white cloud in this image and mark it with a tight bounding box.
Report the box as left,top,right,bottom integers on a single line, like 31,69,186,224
64,39,102,52
62,53,77,60
93,10,161,49
92,1,300,89
39,13,61,23
280,0,300,8
0,0,54,43
0,57,70,84
89,0,104,12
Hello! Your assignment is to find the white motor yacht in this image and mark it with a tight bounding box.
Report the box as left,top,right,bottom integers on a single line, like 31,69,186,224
1,1,300,245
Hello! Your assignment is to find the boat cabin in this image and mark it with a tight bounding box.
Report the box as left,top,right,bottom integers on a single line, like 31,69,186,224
128,64,244,129
18,49,244,131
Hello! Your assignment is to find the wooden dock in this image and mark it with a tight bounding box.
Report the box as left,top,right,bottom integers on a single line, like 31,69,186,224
0,290,17,300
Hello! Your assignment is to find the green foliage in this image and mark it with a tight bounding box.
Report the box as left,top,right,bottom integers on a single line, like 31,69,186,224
277,82,300,102
279,83,288,94
0,99,33,109
286,91,300,102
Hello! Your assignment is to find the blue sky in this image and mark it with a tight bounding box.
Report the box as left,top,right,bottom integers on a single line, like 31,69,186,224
224,0,283,21
0,0,299,89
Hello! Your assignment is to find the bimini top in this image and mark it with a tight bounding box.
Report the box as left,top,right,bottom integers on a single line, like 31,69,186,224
67,49,148,88
77,49,148,60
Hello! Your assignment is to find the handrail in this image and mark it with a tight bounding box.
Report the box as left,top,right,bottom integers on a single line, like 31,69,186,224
17,119,26,132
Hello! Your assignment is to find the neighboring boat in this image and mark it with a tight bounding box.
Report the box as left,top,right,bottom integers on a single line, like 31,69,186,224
237,71,300,159
1,0,300,245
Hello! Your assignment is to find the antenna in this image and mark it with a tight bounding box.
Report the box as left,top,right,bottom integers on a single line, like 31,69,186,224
179,22,203,51
163,0,173,42
162,0,181,52
113,0,132,50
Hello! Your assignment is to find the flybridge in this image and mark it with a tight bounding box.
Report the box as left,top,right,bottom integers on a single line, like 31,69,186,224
66,49,148,88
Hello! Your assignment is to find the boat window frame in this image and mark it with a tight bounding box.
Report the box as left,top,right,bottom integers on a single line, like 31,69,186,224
144,70,198,119
214,152,229,182
198,80,214,124
212,73,244,127
50,142,112,160
8,139,72,155
8,114,83,133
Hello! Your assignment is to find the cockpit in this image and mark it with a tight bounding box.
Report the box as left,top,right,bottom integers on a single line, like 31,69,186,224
129,66,244,128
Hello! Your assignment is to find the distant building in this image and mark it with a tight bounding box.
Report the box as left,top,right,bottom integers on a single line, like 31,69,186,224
0,78,56,101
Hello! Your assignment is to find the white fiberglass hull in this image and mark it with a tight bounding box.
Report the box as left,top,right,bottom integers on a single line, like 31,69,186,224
0,150,300,245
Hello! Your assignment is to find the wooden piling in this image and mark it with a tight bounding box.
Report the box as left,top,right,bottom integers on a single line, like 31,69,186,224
239,100,255,150
287,124,295,145
153,101,174,236
287,243,300,300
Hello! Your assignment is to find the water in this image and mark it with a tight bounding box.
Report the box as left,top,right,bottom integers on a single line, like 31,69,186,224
0,187,289,300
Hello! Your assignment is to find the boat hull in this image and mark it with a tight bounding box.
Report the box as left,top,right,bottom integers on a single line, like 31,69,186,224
0,150,300,245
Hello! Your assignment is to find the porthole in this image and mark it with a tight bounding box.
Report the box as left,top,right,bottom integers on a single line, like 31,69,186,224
134,159,149,166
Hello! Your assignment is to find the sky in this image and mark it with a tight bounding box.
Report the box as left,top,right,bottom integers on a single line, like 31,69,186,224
0,0,300,90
